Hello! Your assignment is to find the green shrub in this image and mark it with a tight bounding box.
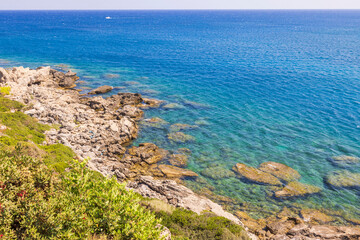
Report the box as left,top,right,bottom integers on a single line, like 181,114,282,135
40,144,75,172
146,203,249,240
0,96,23,112
0,86,11,96
0,111,50,144
0,149,162,239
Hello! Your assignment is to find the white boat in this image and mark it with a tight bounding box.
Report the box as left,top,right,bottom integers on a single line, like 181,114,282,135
105,17,111,19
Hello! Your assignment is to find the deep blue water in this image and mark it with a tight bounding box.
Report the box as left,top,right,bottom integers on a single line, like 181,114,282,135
1,10,360,222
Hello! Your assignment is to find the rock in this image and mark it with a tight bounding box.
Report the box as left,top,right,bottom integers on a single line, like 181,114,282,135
88,85,113,95
158,224,171,240
300,209,334,224
0,67,10,83
167,132,195,143
158,165,198,178
124,81,140,85
107,92,143,108
127,143,165,165
266,217,301,235
325,170,360,188
115,105,143,120
127,176,244,226
328,155,359,166
168,154,188,167
258,162,301,182
163,103,184,109
138,98,164,109
201,166,235,180
169,123,198,132
232,163,282,186
274,181,321,198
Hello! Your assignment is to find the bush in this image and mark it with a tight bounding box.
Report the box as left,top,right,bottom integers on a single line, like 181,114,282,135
0,148,162,239
0,86,11,96
144,201,249,240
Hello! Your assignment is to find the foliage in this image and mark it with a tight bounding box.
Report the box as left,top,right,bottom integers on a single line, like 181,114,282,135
144,200,249,240
40,144,75,172
0,149,162,239
0,96,23,112
0,86,11,96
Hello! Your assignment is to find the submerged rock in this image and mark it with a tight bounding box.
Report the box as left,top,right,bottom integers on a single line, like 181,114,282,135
201,166,235,180
169,123,198,132
274,181,321,198
325,170,360,188
232,163,282,186
162,103,184,109
103,73,120,79
167,132,195,143
88,85,113,95
168,154,188,167
158,164,198,178
328,155,359,166
141,117,168,128
258,161,301,182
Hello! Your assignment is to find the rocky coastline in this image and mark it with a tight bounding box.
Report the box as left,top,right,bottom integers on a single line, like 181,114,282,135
1,66,360,240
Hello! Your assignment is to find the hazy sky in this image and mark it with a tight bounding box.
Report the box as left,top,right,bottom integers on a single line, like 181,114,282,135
2,0,360,10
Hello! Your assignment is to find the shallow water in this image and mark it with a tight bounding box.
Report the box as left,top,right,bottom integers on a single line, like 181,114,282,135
0,10,360,222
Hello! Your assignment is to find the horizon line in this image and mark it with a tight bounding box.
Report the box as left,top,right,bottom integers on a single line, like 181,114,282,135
1,8,360,11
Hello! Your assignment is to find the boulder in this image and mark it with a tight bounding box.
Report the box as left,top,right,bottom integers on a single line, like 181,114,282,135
232,163,282,186
325,170,360,188
88,85,113,95
258,161,301,182
167,132,195,143
107,92,143,108
158,165,198,178
274,181,321,198
0,67,10,83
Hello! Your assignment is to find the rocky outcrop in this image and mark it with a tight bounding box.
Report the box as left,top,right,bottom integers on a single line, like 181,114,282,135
263,217,360,240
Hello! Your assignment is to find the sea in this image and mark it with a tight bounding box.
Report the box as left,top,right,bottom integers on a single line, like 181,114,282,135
0,10,359,223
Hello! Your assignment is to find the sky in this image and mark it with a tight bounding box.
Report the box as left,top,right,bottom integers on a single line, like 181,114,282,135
1,0,360,10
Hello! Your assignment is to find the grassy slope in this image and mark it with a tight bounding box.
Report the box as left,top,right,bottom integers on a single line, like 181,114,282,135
0,94,249,240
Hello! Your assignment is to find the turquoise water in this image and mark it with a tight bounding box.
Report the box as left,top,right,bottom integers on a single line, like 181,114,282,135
0,10,360,221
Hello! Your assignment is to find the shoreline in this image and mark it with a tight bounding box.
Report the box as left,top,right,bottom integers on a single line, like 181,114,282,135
1,65,360,239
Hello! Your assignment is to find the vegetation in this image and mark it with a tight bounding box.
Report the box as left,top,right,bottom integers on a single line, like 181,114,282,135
0,149,162,239
143,200,249,240
0,86,11,96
